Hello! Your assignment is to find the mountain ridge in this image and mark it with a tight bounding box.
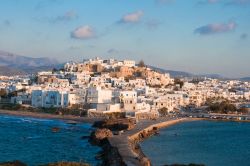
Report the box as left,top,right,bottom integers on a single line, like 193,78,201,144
0,50,61,76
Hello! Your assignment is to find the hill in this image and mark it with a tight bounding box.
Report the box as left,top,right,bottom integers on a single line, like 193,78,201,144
0,50,61,76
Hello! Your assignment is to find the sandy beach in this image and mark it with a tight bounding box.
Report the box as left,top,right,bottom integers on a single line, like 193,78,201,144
0,109,103,124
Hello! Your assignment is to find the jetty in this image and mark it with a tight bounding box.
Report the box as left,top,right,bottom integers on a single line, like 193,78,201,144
108,117,194,166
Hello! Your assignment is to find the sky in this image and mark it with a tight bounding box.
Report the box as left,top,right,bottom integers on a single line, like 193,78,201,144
0,0,249,78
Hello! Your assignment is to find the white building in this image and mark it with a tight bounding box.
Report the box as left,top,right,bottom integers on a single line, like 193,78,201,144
31,90,69,108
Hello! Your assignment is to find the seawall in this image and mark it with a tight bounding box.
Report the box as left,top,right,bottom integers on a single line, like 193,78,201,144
108,117,198,166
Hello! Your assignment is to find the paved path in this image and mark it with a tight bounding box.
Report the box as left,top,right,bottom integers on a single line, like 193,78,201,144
108,117,182,166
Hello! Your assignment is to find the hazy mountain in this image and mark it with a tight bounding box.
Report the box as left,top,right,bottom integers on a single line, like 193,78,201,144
0,50,61,76
149,66,193,77
240,77,250,81
0,66,26,76
150,65,226,79
0,50,58,67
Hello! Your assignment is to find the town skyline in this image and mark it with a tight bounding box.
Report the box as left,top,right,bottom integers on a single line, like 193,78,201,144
0,0,249,77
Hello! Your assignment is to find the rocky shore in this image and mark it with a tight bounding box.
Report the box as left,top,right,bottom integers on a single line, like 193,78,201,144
89,119,135,166
90,117,197,166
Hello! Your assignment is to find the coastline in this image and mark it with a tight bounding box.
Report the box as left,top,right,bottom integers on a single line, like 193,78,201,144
0,109,103,124
107,117,200,166
109,117,250,166
1,110,249,166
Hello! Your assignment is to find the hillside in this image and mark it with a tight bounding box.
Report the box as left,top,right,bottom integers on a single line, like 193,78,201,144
0,50,61,76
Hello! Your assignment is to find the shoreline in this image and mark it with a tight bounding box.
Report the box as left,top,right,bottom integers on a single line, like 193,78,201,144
107,117,199,166
0,109,103,124
111,117,250,166
1,110,249,166
128,118,199,166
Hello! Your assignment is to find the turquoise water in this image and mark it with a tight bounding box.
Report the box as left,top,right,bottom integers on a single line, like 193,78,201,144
0,115,101,166
141,120,250,166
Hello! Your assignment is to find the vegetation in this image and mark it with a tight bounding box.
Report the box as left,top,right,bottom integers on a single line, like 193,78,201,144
238,107,249,114
158,107,168,116
0,89,7,97
174,78,184,88
138,60,146,68
0,103,22,110
207,101,237,114
206,99,248,114
124,75,136,82
0,104,88,117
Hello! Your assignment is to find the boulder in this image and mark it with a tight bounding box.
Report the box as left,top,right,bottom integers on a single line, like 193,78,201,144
90,128,113,145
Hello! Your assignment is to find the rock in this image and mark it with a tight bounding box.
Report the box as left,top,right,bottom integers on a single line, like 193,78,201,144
51,127,60,132
90,128,113,145
93,118,135,131
0,161,27,166
140,157,151,166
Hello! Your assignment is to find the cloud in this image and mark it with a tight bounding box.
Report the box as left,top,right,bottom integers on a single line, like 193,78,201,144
240,33,248,40
54,10,77,22
194,22,237,35
119,10,144,23
71,25,95,39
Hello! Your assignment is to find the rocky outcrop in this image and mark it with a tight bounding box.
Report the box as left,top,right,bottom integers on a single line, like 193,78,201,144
101,142,126,166
0,161,27,166
89,128,125,166
140,157,151,166
90,128,113,145
132,126,159,143
93,118,135,131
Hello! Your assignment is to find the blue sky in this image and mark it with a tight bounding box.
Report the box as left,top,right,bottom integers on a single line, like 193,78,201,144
0,0,249,77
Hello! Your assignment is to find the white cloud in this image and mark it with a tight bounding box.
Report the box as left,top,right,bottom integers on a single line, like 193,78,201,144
194,22,237,35
120,10,144,23
71,25,95,39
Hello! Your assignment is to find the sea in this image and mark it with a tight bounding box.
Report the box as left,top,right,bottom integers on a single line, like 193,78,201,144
0,114,101,166
141,120,250,166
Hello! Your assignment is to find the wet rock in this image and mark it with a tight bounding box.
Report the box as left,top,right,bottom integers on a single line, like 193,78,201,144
51,127,60,133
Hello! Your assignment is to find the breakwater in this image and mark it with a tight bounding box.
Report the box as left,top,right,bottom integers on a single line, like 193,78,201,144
106,118,197,166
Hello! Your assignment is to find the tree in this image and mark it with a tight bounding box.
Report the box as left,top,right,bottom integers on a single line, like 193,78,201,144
158,107,168,116
138,60,146,68
52,68,58,74
0,89,7,97
174,78,184,88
